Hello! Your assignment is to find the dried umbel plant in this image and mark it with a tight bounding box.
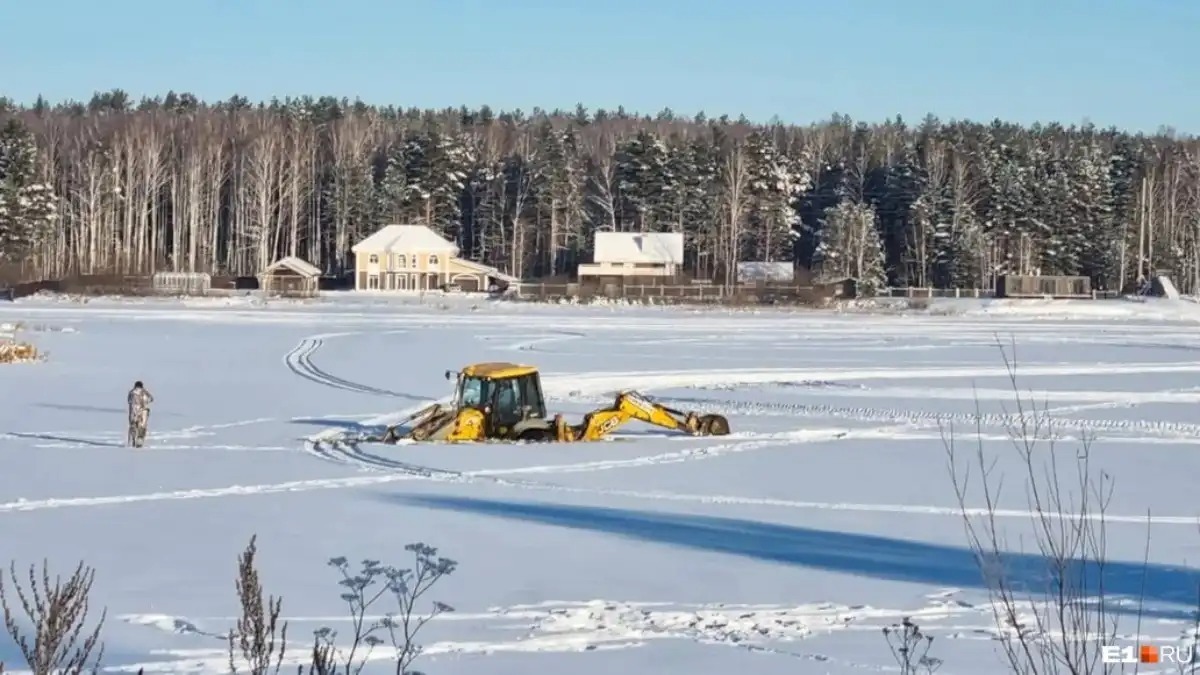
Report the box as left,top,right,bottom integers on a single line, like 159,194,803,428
0,559,106,675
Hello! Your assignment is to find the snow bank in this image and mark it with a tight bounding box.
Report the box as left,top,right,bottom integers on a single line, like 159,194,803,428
941,297,1200,322
19,287,1200,324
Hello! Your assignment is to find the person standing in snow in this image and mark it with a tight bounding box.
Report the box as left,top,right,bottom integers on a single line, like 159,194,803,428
127,380,154,447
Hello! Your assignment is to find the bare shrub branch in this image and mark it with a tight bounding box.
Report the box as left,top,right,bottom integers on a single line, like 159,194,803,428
0,559,106,675
227,535,288,675
941,338,1137,675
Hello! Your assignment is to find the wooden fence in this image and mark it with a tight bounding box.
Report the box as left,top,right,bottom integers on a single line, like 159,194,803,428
0,272,360,300
0,274,241,300
881,286,1123,300
0,274,1130,304
514,280,852,305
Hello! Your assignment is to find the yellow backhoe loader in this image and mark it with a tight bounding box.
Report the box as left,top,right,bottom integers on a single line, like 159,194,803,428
375,361,730,443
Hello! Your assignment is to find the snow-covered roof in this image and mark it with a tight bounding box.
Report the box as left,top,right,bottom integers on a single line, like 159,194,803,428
450,257,519,283
263,256,321,277
593,232,683,264
737,262,793,282
352,225,459,254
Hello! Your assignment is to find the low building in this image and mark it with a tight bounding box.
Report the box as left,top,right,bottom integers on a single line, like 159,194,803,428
578,232,683,283
995,274,1091,299
351,224,514,292
259,256,321,297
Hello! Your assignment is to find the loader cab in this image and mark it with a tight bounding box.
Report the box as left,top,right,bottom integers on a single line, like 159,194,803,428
450,363,547,437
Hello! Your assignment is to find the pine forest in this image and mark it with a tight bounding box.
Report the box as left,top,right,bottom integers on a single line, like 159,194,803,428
1,90,1198,294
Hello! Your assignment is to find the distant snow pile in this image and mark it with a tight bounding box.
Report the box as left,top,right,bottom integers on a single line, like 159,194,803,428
826,295,1200,322
556,295,651,308
830,297,916,314
180,294,269,308
521,600,846,649
950,297,1200,322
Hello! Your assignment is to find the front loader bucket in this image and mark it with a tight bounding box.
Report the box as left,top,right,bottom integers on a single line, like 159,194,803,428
381,404,459,443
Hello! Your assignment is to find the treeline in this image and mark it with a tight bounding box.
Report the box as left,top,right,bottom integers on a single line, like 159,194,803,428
0,90,1197,293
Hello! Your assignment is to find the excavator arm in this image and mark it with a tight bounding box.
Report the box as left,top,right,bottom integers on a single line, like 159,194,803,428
561,390,730,441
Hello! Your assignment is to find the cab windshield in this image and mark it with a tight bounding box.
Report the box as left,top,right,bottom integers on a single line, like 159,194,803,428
457,372,545,428
458,376,491,408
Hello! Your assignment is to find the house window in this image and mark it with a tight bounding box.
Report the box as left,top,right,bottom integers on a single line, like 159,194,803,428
368,255,378,264
429,254,439,266
397,254,407,268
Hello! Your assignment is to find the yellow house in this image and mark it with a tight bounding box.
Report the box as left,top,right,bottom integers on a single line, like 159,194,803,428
350,224,516,292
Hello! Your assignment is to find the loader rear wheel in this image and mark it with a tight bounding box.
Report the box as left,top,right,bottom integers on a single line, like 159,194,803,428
698,414,731,436
517,428,556,443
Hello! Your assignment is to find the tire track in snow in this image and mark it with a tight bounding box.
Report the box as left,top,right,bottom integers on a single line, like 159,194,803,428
6,433,1200,525
291,359,1200,517
537,359,1200,398
311,427,853,478
604,394,1200,439
5,401,1198,523
283,330,420,399
488,329,587,352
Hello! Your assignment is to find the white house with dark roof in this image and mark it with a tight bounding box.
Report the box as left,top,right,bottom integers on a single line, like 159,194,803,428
578,231,684,280
351,224,516,292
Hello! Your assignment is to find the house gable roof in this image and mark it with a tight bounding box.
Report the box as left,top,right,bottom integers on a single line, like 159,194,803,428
263,256,321,277
593,232,683,264
352,224,459,254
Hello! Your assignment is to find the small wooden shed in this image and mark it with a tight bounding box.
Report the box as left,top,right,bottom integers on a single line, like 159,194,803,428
259,256,321,297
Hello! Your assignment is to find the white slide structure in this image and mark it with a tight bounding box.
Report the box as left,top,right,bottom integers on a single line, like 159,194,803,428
1157,275,1181,299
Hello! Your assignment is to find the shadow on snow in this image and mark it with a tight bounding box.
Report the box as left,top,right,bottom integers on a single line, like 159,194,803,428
5,431,122,448
390,494,1200,621
34,402,184,418
290,418,369,432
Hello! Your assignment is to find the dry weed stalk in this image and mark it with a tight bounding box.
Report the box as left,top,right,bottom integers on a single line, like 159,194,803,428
0,321,39,364
306,543,457,675
227,535,289,675
883,616,942,674
0,560,106,675
0,342,38,364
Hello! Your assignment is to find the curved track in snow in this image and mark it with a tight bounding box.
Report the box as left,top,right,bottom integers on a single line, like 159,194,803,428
283,330,420,399
306,428,850,478
302,355,1200,481
561,392,1200,439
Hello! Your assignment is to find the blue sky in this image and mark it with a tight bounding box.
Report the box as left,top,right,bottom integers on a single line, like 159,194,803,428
3,0,1196,133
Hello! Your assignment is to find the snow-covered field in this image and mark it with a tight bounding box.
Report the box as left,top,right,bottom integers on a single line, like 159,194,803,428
3,291,1200,674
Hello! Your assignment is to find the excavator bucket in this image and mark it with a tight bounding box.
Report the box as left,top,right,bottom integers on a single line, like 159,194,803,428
681,411,730,436
696,413,731,436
